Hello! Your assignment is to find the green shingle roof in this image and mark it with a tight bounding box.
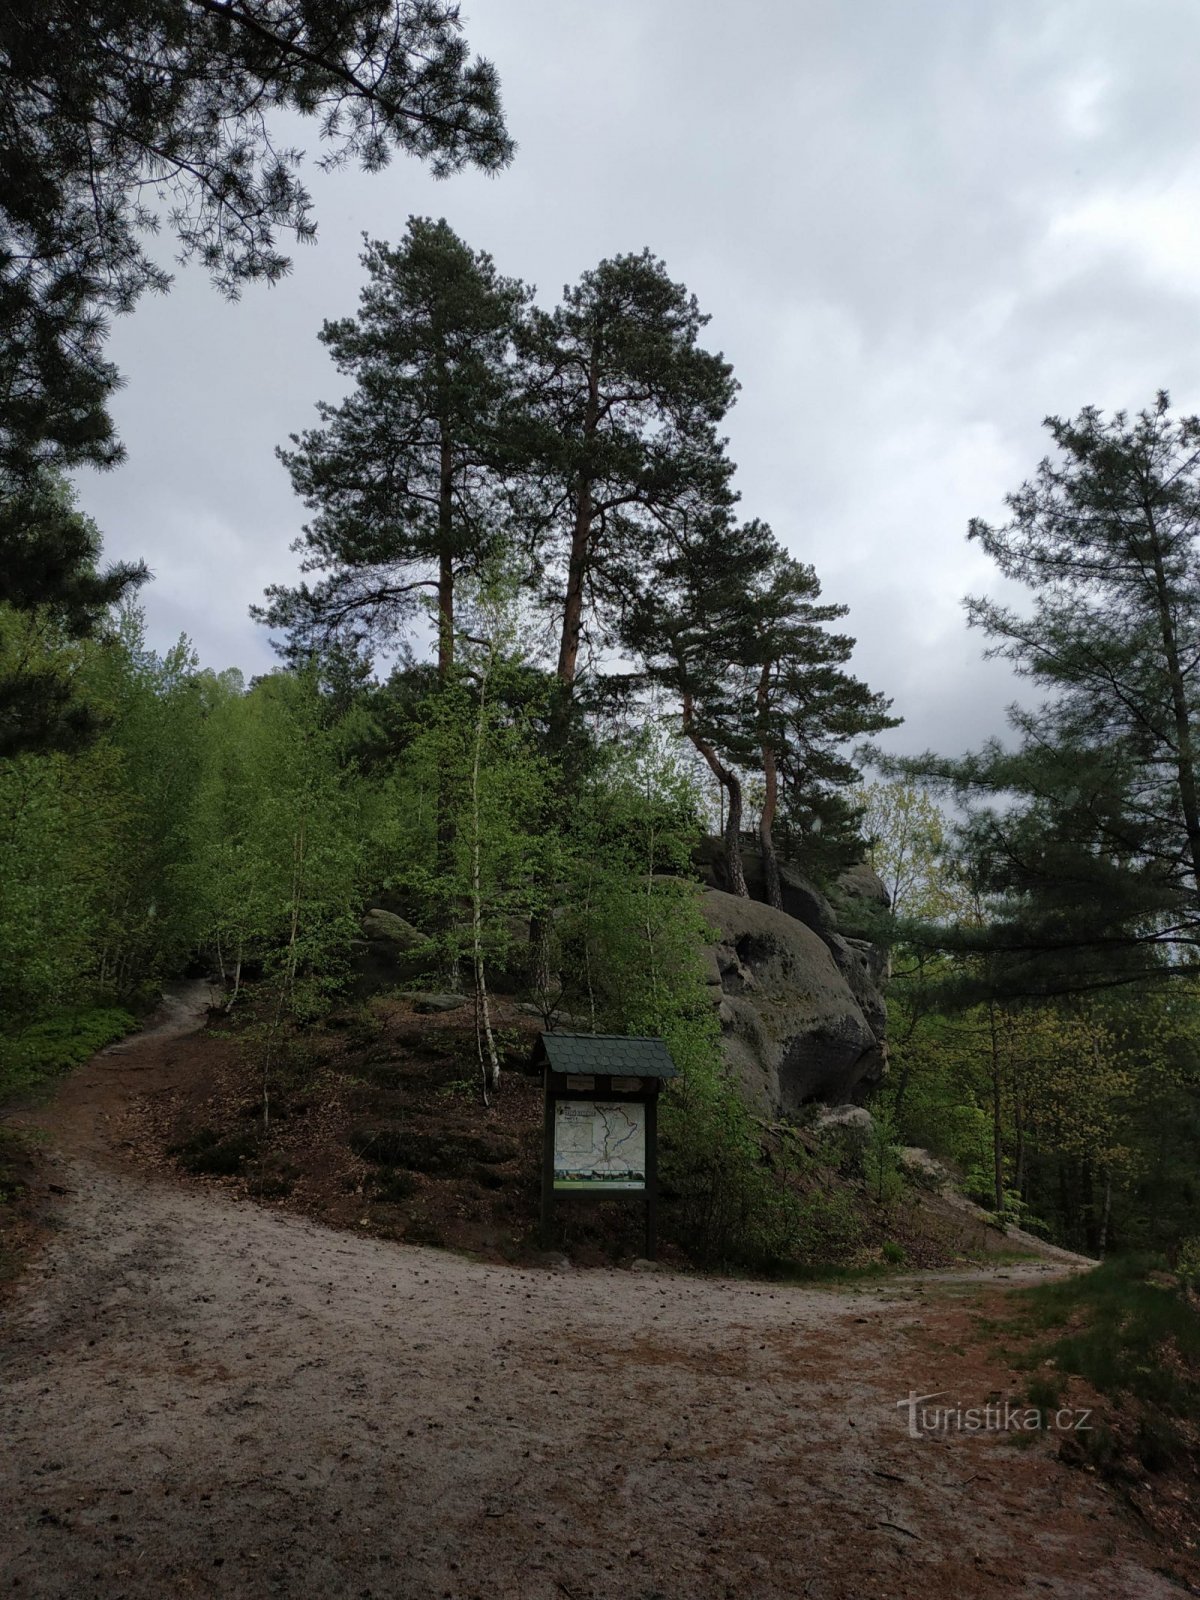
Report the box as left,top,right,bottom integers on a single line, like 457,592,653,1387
533,1032,678,1079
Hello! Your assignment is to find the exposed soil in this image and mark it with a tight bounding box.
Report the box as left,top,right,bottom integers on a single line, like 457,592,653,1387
0,987,1191,1599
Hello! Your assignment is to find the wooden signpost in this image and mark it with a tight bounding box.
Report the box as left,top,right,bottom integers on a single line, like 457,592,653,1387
533,1032,678,1259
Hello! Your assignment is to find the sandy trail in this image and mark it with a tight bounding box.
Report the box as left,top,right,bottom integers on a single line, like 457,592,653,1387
0,991,1178,1599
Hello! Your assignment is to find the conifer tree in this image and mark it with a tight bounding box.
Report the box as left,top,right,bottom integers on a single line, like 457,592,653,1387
748,552,898,907
0,472,146,756
624,515,777,895
1,2,511,480
258,219,530,679
520,251,738,739
627,515,895,899
897,394,1200,992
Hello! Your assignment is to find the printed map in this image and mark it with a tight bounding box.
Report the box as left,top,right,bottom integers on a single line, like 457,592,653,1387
553,1100,646,1190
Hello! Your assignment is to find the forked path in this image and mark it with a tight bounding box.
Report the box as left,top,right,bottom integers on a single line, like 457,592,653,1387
0,991,1179,1599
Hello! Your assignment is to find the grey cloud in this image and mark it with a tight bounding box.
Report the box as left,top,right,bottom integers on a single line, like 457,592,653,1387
72,0,1200,761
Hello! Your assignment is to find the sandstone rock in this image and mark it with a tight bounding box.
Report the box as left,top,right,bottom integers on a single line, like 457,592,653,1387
830,862,891,938
823,931,888,1041
699,889,883,1113
813,1104,875,1135
898,1146,951,1190
695,840,835,937
348,909,431,997
361,908,424,948
411,992,468,1013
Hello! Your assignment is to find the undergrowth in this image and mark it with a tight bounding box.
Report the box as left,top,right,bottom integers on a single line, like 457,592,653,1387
0,1007,136,1101
1014,1254,1200,1423
989,1255,1200,1493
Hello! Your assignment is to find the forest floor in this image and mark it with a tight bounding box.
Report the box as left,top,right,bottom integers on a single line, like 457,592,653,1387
0,986,1195,1599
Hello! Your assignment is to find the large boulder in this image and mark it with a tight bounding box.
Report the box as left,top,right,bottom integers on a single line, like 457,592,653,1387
699,888,884,1114
823,931,888,1040
348,908,431,996
693,839,890,1052
360,908,424,950
694,839,835,936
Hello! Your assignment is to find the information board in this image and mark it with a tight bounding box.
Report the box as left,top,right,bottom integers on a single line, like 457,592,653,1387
552,1099,646,1191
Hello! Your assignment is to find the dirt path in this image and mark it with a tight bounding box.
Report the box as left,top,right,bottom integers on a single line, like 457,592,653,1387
0,993,1181,1599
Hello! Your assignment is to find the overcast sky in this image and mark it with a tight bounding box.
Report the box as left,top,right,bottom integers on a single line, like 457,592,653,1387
74,0,1200,759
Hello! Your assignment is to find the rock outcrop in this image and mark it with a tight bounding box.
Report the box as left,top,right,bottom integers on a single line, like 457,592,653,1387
693,840,891,1115
699,888,885,1114
348,908,429,995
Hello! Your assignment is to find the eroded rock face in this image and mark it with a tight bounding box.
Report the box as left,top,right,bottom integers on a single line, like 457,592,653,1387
690,837,892,1114
698,889,884,1114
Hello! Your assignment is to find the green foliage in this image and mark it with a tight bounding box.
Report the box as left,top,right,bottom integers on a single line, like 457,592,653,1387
0,1006,135,1100
864,1101,904,1211
888,395,1200,994
1014,1256,1200,1423
856,780,960,923
362,568,553,1018
184,668,366,1006
1,3,510,480
1175,1238,1200,1292
0,473,147,756
260,219,531,675
626,513,894,897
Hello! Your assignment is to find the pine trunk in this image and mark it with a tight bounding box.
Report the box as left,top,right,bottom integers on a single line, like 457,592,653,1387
1144,503,1200,903
758,667,782,910
683,692,748,897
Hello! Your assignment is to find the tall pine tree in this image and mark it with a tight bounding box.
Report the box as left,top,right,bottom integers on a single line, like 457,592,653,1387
257,219,530,679
520,251,737,741
896,394,1200,992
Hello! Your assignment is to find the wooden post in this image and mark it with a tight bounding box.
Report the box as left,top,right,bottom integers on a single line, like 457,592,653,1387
539,1066,555,1250
644,1091,659,1260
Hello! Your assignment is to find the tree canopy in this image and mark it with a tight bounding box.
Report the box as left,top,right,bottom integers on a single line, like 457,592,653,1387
0,4,510,753
258,219,529,680
894,394,1200,995
0,0,512,478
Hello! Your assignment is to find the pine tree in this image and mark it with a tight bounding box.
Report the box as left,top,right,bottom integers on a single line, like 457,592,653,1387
898,394,1200,992
521,251,738,738
747,550,897,907
258,219,529,679
1,2,511,479
624,514,777,895
0,471,147,756
627,515,895,899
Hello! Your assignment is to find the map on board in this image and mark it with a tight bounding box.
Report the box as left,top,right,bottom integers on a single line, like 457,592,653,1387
553,1100,646,1191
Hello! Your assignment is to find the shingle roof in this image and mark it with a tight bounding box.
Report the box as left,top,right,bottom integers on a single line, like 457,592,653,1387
532,1032,678,1079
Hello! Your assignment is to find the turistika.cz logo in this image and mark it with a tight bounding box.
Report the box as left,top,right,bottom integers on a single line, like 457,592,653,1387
897,1390,1093,1440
